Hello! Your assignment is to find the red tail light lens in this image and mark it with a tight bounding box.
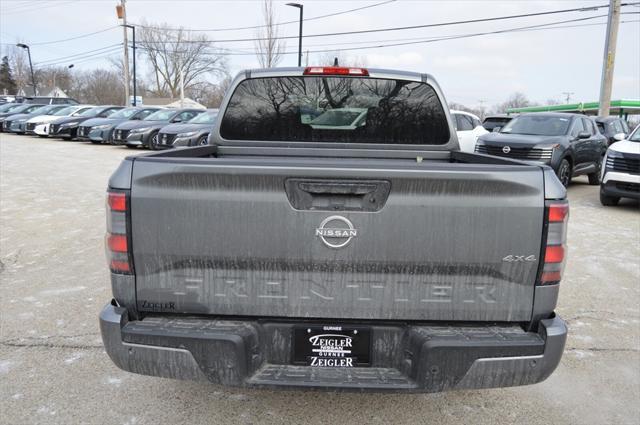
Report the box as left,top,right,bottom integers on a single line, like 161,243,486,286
303,67,369,76
548,203,569,223
108,192,127,212
540,271,562,284
106,189,133,274
538,201,569,285
107,234,128,253
544,245,565,263
110,260,131,273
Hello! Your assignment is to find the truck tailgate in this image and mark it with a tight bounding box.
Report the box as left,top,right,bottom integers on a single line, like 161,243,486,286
130,158,544,321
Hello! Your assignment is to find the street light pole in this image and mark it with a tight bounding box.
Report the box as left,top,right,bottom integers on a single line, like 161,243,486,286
124,24,137,106
16,43,36,96
286,3,303,67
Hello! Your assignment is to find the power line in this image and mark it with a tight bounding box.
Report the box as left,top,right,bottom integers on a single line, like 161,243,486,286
1,1,56,13
133,0,397,32
1,0,79,15
1,1,42,12
40,17,637,68
34,43,123,65
28,26,120,46
138,3,640,44
69,52,122,66
135,14,631,57
288,13,637,49
290,15,637,56
36,46,124,67
19,5,640,68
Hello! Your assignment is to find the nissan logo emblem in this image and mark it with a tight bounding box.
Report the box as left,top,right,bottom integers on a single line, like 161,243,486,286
502,145,511,154
315,216,358,249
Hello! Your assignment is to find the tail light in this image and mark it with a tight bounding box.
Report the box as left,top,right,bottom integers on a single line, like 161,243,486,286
303,67,369,76
106,190,133,274
538,201,569,285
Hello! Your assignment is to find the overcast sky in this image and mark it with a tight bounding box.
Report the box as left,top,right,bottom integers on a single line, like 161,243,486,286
1,0,638,107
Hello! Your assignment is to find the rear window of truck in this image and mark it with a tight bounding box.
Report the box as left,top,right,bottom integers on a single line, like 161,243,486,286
219,76,450,145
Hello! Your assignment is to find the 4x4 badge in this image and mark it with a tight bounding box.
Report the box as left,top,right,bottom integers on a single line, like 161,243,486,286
502,255,537,262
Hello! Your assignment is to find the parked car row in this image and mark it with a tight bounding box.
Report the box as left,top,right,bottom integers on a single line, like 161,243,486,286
478,113,631,147
446,109,635,193
2,99,636,205
0,95,79,105
111,108,206,149
473,112,639,205
0,102,219,150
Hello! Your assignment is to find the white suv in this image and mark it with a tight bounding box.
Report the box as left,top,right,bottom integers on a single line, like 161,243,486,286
450,110,488,152
600,124,640,206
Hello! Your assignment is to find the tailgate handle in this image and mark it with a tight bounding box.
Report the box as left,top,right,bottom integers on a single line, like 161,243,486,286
285,179,391,212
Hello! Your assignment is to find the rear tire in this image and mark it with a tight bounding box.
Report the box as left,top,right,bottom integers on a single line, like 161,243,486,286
600,190,619,206
556,159,572,188
197,135,208,146
90,140,101,144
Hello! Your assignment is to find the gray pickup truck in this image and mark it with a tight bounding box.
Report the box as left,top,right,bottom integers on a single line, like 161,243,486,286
100,67,569,392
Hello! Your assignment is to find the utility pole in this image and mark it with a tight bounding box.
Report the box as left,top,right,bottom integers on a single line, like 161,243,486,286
562,92,574,104
117,0,131,106
124,24,137,106
598,0,621,117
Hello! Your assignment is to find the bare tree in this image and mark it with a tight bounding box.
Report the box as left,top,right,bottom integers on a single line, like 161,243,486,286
138,21,226,98
70,69,125,105
449,102,483,118
34,66,73,94
317,52,368,67
187,74,232,107
500,92,531,110
491,92,539,113
254,0,284,68
6,45,30,94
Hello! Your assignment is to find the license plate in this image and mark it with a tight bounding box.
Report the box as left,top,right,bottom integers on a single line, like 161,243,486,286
293,325,371,367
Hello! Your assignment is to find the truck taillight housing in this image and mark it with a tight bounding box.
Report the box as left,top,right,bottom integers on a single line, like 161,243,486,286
106,190,133,274
538,202,569,285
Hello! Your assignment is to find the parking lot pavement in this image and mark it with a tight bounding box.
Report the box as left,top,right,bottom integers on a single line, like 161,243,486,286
1,133,638,425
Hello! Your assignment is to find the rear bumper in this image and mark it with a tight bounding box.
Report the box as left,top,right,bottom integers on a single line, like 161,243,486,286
100,302,567,392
